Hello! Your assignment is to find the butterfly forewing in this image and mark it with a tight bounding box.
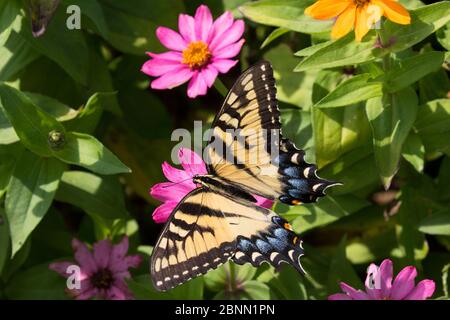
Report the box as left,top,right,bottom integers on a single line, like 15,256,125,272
205,61,336,205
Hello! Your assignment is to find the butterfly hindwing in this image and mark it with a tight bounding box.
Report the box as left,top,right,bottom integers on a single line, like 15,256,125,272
150,188,305,291
206,61,336,205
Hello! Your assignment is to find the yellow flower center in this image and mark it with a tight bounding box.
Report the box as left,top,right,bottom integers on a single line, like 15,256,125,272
182,41,211,70
353,0,371,6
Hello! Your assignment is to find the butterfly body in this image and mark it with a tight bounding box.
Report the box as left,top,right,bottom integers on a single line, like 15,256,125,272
150,61,338,292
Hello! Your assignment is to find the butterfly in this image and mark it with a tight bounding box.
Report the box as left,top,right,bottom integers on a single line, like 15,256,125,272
150,61,337,292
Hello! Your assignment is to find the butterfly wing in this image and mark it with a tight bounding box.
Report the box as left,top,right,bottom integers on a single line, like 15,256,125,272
150,188,304,291
205,60,337,205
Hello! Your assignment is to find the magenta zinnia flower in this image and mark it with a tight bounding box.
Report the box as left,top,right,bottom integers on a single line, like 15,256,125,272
141,5,245,98
329,259,435,300
150,148,273,223
49,237,142,300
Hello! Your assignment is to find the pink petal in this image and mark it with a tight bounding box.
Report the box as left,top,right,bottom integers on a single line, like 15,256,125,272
156,26,187,51
211,59,238,73
212,39,245,59
340,282,370,300
114,279,134,300
207,11,234,45
366,288,382,300
153,201,178,223
200,65,218,88
194,5,213,42
150,65,193,90
49,261,73,278
109,236,129,268
106,286,128,300
150,182,193,203
390,266,417,300
93,239,112,269
72,239,97,274
178,148,207,176
125,255,143,269
328,293,352,300
210,20,245,52
74,287,98,300
179,14,196,43
187,71,208,98
146,51,182,61
111,255,143,274
141,58,181,77
404,280,435,300
253,195,274,209
378,259,393,298
162,161,195,183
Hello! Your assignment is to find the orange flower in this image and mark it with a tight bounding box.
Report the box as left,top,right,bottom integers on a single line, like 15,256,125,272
305,0,410,41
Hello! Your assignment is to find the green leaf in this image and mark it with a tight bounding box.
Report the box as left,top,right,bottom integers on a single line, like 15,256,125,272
0,30,40,81
295,40,332,57
313,103,372,168
387,2,450,53
314,74,383,108
402,132,425,172
261,266,308,300
295,32,380,72
261,27,289,49
0,107,18,145
25,92,78,122
327,238,363,294
0,155,14,199
5,151,65,257
55,170,128,220
419,68,450,105
127,274,203,300
239,0,332,34
0,209,9,275
437,22,450,51
65,92,116,134
385,51,445,93
0,0,20,46
418,210,450,236
0,83,65,156
241,281,271,300
365,87,419,188
14,8,90,83
63,0,109,38
54,132,130,175
99,0,184,55
320,145,379,195
277,195,371,233
4,263,68,300
415,99,450,155
438,157,450,202
263,43,315,107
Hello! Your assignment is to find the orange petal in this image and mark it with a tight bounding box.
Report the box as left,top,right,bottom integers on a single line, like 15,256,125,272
305,0,351,20
331,4,356,39
373,0,411,25
354,5,370,42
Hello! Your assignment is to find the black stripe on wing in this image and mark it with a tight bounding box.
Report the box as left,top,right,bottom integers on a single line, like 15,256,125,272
232,215,305,274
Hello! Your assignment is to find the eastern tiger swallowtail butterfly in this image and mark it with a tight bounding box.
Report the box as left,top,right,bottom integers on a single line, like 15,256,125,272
150,61,338,292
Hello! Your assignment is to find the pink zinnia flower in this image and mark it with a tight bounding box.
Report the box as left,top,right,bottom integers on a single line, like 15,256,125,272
150,148,273,223
141,5,245,98
49,237,142,300
329,259,435,300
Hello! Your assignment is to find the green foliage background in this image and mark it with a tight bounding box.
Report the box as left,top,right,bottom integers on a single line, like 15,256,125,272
0,0,449,300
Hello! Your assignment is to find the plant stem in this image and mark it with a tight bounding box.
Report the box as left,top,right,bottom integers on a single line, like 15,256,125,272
214,77,228,97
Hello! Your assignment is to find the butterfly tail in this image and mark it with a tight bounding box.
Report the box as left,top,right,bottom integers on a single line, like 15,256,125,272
276,138,340,205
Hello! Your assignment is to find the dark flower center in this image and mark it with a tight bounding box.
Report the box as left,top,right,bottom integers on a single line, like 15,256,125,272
90,268,114,289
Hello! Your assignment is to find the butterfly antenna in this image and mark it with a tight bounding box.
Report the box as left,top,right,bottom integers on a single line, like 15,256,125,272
161,177,194,188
